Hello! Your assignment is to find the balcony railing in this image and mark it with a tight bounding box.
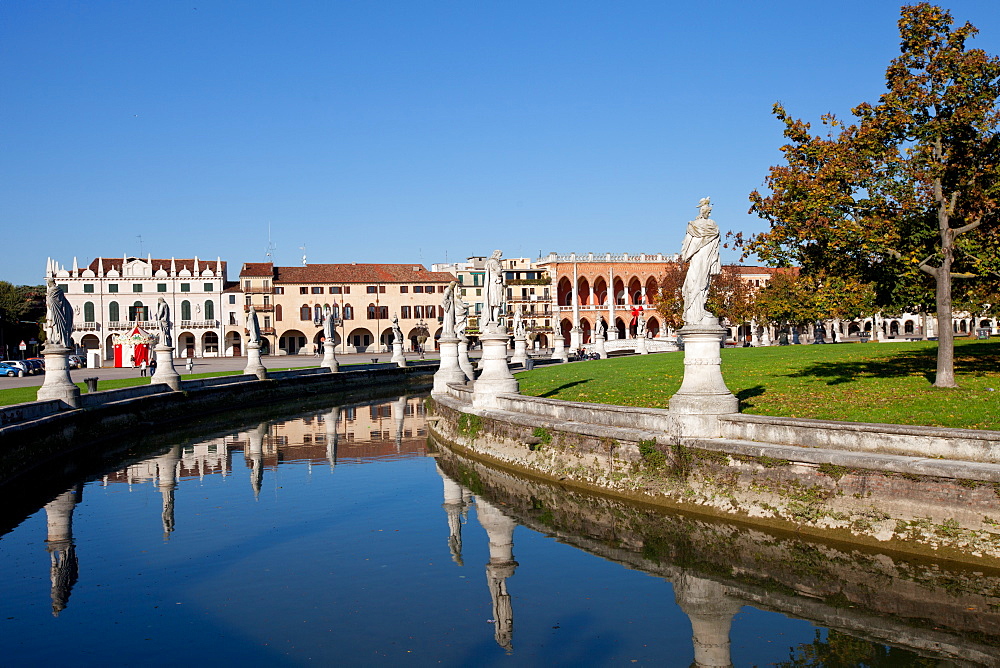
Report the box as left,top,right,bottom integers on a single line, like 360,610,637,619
73,322,100,331
179,320,219,329
244,305,274,312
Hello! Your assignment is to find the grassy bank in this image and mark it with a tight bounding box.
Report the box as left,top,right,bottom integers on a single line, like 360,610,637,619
517,338,1000,430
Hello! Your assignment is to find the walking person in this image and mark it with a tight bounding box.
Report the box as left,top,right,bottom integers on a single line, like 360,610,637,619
140,359,148,377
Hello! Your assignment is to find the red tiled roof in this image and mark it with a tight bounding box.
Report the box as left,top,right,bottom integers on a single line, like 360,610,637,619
240,262,274,277
272,264,457,284
88,257,227,276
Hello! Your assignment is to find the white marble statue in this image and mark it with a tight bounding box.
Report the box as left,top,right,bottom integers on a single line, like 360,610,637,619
44,278,73,349
637,315,647,338
483,249,506,330
323,310,336,343
156,297,173,347
246,308,261,345
391,314,403,344
597,316,607,338
512,309,525,338
680,196,722,325
442,281,457,336
455,295,469,338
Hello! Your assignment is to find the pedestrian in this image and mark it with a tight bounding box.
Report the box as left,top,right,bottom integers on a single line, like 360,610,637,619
139,359,147,376
130,354,135,368
149,357,157,374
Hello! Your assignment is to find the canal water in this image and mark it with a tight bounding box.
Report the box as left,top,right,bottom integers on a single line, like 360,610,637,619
2,394,998,666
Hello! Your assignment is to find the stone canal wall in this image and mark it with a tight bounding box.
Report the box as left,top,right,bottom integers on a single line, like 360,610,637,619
0,364,435,486
429,389,1000,565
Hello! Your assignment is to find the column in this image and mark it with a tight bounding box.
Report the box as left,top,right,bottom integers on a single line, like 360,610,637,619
569,263,582,352
44,487,80,616
37,343,81,408
433,335,467,396
436,464,470,565
674,574,742,668
477,498,518,652
668,318,739,438
607,265,617,340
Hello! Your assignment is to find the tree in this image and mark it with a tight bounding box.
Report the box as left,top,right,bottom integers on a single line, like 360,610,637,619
653,263,686,332
746,3,1000,387
754,271,876,338
706,265,759,332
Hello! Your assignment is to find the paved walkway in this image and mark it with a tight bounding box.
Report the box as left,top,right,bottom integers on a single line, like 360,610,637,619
0,351,448,389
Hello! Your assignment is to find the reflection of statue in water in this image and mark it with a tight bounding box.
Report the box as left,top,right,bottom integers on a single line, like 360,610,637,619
246,309,261,345
680,197,722,325
45,278,73,349
483,250,506,330
156,297,173,347
391,315,403,344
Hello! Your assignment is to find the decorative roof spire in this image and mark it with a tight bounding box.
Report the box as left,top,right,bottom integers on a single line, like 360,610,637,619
97,257,105,277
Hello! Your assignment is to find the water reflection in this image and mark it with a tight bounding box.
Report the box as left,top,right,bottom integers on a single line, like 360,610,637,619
6,395,1000,665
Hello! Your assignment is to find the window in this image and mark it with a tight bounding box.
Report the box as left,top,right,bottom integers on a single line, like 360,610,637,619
300,305,311,320
312,287,323,294
180,283,190,292
400,286,408,293
380,286,386,293
205,300,214,320
314,305,322,321
83,284,94,293
84,302,95,322
476,288,482,296
243,280,251,290
300,287,309,295
378,306,388,319
245,296,252,307
157,283,167,292
181,301,191,320
229,295,236,304
274,287,285,294
58,284,68,293
414,286,423,293
203,332,219,354
426,305,436,318
109,301,120,322
275,304,283,321
343,287,351,294
331,304,340,320
108,284,119,293
264,316,271,329
204,283,214,292
129,302,148,321
414,305,424,318
330,286,341,294
430,286,438,293
133,284,143,293
367,286,377,294
401,306,411,319
343,304,354,320
457,275,463,284
367,304,377,319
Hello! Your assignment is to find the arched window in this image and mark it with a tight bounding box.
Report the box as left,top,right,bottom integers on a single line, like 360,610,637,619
367,303,377,319
84,302,95,322
331,304,340,320
300,305,311,321
343,304,354,320
204,300,214,320
181,300,192,321
108,301,119,322
203,331,219,354
314,305,322,321
131,301,147,321
275,304,283,321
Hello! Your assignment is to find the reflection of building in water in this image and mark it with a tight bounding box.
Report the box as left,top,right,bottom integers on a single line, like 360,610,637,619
674,574,742,668
44,486,81,617
476,498,518,652
436,463,471,565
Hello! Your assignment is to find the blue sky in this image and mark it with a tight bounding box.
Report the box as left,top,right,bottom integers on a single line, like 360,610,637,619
3,1,999,285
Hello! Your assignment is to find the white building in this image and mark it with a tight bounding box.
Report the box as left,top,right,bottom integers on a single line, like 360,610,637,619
47,254,232,363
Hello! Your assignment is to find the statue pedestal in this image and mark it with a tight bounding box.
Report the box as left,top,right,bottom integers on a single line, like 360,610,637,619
569,326,582,354
151,344,181,390
36,345,80,408
551,334,568,362
674,574,742,668
668,321,738,437
245,342,268,379
433,336,467,395
636,336,649,355
322,341,340,372
390,341,406,367
510,336,528,365
594,333,608,359
458,338,476,380
472,328,519,409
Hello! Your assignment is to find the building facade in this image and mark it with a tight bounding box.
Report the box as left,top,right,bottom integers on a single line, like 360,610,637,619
237,263,457,355
48,255,230,362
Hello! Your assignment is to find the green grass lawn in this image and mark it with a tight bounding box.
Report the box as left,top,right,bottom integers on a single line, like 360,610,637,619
517,338,1000,431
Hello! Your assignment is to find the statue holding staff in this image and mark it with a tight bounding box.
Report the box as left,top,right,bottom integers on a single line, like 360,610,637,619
44,278,73,349
680,197,722,325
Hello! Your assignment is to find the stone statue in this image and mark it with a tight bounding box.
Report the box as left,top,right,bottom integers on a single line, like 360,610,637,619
512,309,525,338
44,278,73,349
483,250,506,330
597,316,607,338
637,315,647,338
391,314,403,344
246,308,261,345
455,295,469,339
442,281,457,336
323,310,336,343
680,196,722,325
156,297,173,347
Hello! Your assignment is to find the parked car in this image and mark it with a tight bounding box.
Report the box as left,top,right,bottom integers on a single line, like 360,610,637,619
25,359,44,374
0,362,22,377
1,360,31,376
68,355,85,369
26,357,45,371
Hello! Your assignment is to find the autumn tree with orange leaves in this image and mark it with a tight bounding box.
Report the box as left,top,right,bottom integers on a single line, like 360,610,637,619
745,4,1000,388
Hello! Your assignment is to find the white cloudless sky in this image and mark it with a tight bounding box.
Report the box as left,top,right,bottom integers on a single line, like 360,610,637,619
3,1,999,285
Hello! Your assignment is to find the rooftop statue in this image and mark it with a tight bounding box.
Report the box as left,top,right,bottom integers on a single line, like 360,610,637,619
680,197,722,325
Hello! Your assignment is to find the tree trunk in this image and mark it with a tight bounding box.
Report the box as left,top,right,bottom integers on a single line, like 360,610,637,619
934,258,957,388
